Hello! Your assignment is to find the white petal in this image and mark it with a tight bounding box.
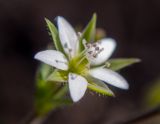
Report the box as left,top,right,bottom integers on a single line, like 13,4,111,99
89,67,129,89
57,16,78,57
34,50,68,70
68,73,88,102
87,38,116,66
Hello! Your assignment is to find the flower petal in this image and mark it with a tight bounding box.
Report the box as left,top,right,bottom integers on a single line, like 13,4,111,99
57,16,78,57
87,38,116,66
34,50,68,70
89,67,129,89
68,73,88,102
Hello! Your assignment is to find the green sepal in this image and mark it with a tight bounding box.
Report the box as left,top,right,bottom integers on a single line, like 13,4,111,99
69,54,89,75
45,18,65,54
79,13,97,52
107,58,141,71
37,64,53,81
47,69,68,83
87,77,114,96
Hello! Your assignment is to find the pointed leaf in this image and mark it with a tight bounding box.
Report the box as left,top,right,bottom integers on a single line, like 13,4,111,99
37,64,53,81
108,58,141,71
45,18,65,53
79,13,97,51
87,77,114,96
82,13,97,42
53,85,68,99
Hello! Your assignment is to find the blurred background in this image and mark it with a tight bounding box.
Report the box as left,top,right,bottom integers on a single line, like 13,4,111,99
0,0,160,124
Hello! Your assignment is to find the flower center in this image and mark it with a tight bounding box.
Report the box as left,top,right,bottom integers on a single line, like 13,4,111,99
68,50,89,75
68,39,105,75
83,39,104,59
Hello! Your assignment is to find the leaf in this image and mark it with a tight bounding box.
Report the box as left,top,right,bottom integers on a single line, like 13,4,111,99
87,77,114,96
53,85,68,99
35,66,69,116
35,82,59,116
79,13,97,52
37,64,53,81
88,83,114,96
45,18,65,54
81,13,97,42
107,58,141,71
35,83,69,116
47,69,68,83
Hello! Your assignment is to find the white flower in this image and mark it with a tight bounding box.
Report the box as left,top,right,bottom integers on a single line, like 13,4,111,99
34,16,129,102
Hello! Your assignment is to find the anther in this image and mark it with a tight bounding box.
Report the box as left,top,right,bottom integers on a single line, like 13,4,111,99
97,48,104,54
93,53,97,58
93,43,97,47
86,43,91,48
95,47,99,51
88,51,93,54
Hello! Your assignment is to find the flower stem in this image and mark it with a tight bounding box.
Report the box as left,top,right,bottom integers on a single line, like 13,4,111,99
19,110,45,124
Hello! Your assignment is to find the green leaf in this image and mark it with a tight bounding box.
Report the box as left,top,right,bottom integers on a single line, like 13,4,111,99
88,83,114,96
45,18,65,54
53,85,68,99
47,69,68,83
82,13,97,42
35,65,69,116
38,64,53,80
79,13,97,51
35,82,59,116
87,77,114,96
107,58,141,71
35,83,69,116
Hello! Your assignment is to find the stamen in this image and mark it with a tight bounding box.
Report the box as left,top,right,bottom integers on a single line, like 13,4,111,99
95,47,99,51
86,44,90,48
97,48,104,54
75,55,86,67
76,49,87,60
93,53,97,58
93,43,97,47
82,39,88,47
88,51,93,54
80,67,89,75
